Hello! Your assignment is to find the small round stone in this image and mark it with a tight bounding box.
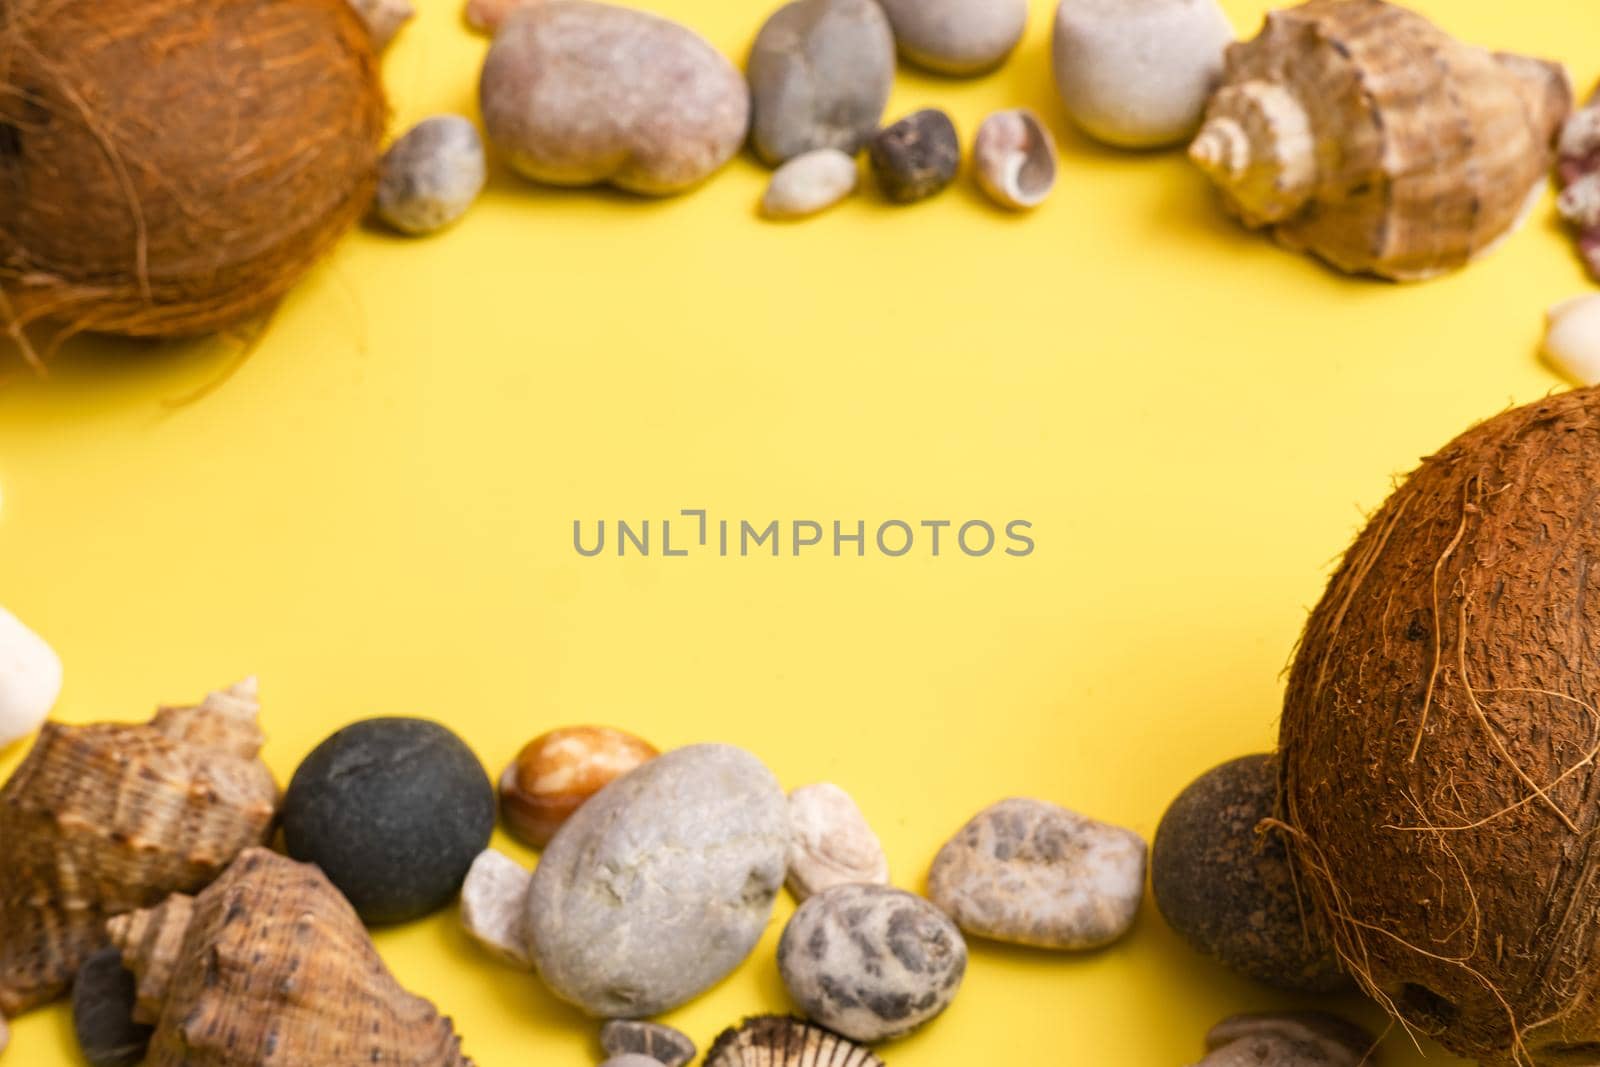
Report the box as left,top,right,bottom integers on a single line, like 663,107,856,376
1152,754,1350,992
600,1057,666,1067
778,884,967,1043
72,948,152,1067
878,0,1027,76
283,717,495,924
869,110,961,205
600,1020,697,1067
376,115,487,236
762,149,859,220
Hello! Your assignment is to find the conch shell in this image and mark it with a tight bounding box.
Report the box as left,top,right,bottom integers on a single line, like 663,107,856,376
1189,0,1571,281
0,679,278,1015
108,848,472,1066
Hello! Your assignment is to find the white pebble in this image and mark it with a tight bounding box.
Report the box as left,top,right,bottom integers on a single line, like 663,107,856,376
786,783,890,900
459,849,535,967
1544,295,1600,387
0,606,61,749
377,116,488,236
762,149,859,220
1052,0,1234,149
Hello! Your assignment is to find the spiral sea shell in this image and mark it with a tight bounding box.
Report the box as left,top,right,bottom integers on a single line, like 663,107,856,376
108,848,472,1066
0,679,278,1016
1188,0,1570,281
704,1016,884,1067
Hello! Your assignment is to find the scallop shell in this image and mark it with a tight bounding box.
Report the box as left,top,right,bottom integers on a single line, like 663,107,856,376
108,847,472,1066
0,679,278,1016
1188,0,1571,281
704,1016,884,1067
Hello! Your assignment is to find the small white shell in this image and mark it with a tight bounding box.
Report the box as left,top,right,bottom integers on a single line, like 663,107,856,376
0,605,62,749
786,783,890,900
347,0,415,49
762,149,859,220
973,109,1059,210
459,849,534,967
1543,295,1600,387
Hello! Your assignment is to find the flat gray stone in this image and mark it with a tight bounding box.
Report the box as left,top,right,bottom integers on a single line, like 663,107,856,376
927,797,1146,950
747,0,894,166
527,744,789,1017
777,884,966,1043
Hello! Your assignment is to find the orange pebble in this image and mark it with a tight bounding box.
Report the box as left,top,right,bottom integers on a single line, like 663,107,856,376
499,727,659,848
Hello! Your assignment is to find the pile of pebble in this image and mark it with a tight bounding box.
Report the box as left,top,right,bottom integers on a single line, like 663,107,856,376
364,0,1239,233
0,601,1381,1065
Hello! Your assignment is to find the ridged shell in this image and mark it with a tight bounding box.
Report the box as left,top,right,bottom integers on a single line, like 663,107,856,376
108,848,472,1066
704,1016,884,1067
0,679,278,1015
1189,0,1570,281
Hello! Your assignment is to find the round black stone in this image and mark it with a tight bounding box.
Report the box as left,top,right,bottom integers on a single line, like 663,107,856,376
283,717,495,924
1152,753,1351,993
72,947,152,1067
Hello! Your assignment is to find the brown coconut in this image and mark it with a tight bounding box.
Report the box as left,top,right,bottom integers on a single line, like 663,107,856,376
1279,387,1600,1064
0,0,385,363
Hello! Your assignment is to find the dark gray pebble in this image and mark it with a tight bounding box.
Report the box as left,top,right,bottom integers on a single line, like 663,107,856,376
601,1020,697,1067
1152,753,1350,992
283,717,495,924
72,948,152,1067
869,110,961,204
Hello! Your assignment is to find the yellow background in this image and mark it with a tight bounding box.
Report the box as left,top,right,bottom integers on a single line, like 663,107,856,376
1,0,1596,1062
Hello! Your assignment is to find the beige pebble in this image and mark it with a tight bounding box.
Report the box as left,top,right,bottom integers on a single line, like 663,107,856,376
927,797,1146,949
459,849,535,967
879,0,1027,75
480,1,749,195
786,783,890,899
762,150,859,220
1544,294,1600,386
465,0,539,33
974,109,1058,210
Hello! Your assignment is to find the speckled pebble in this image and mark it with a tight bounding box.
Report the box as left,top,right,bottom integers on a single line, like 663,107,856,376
927,797,1146,949
1153,755,1349,992
747,0,895,166
71,948,152,1067
869,110,961,205
527,744,789,1017
283,717,496,924
377,116,487,236
601,1020,697,1067
778,884,966,1043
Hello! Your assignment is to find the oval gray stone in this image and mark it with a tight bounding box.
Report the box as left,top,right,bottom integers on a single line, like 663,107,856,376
526,744,789,1017
747,0,895,167
879,0,1028,76
480,1,750,195
377,115,487,236
927,797,1147,950
777,884,967,1043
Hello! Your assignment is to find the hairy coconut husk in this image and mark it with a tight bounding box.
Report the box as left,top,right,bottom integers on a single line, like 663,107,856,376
1279,387,1600,1065
0,0,385,366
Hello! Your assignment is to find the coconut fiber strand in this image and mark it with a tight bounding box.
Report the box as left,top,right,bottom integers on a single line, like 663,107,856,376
1280,387,1600,1064
0,0,385,360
